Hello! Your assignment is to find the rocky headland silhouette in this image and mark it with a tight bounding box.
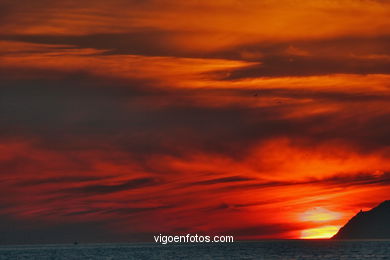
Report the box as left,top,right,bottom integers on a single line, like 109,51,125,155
332,200,390,239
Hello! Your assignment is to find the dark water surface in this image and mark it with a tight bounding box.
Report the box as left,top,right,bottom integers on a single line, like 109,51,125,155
1,240,389,259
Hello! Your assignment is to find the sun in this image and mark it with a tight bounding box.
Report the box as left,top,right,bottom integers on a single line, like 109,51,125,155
301,225,340,239
299,207,342,239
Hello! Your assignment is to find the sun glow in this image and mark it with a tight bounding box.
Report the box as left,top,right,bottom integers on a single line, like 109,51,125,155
301,225,340,239
300,207,342,222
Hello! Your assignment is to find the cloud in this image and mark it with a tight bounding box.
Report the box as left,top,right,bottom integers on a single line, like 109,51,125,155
0,31,190,58
222,56,390,79
317,172,390,187
106,205,173,215
214,172,390,193
206,200,277,212
190,176,255,186
63,177,160,195
18,176,112,186
210,35,390,78
0,214,129,244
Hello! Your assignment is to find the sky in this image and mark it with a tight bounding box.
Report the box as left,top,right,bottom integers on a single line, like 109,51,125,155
0,0,390,244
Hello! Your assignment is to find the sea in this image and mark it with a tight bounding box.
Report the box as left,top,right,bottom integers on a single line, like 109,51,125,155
0,240,389,259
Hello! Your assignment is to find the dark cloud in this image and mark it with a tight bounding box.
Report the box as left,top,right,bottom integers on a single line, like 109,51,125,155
215,172,390,193
190,176,255,186
18,175,112,186
221,56,390,79
1,66,389,163
0,31,197,58
0,156,43,175
206,35,390,78
316,172,390,187
0,214,130,244
0,69,160,135
218,35,390,60
225,88,390,103
105,205,173,215
207,200,276,212
62,209,102,216
63,177,160,195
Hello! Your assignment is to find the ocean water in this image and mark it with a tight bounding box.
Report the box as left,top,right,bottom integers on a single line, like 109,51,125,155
0,240,389,259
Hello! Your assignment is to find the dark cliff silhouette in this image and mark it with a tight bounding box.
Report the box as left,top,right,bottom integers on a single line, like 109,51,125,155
332,200,390,239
